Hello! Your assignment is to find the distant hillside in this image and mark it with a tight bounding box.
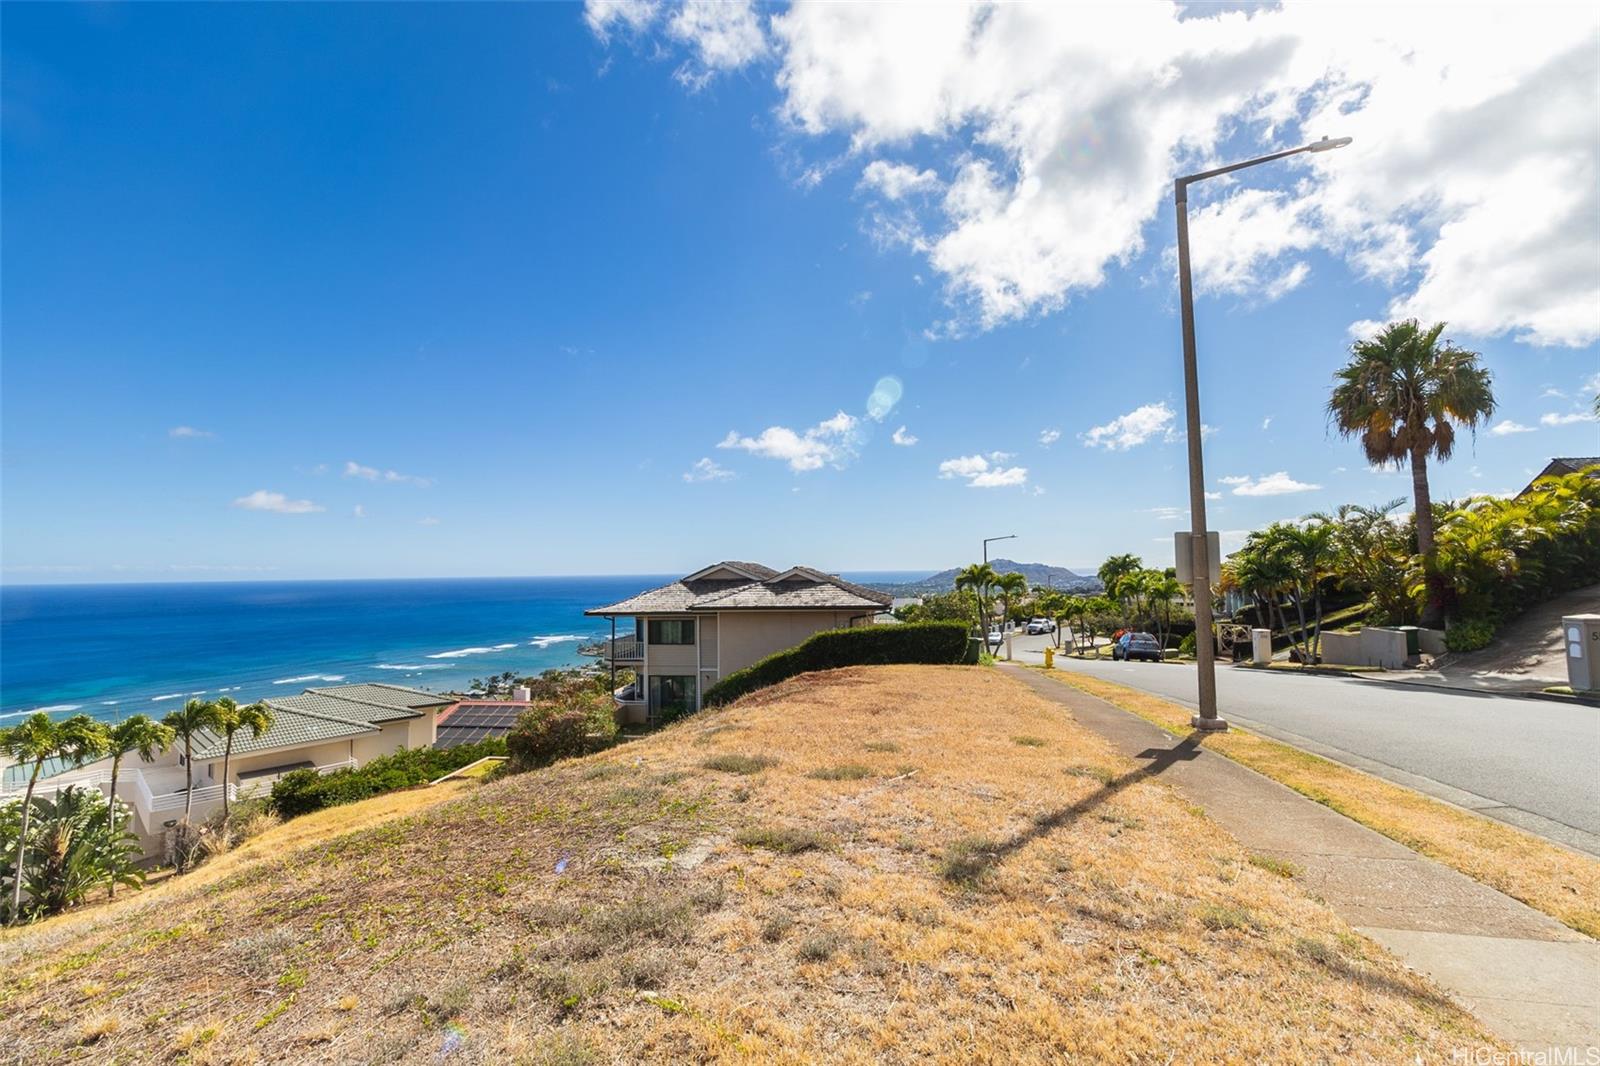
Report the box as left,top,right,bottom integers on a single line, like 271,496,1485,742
870,558,1101,596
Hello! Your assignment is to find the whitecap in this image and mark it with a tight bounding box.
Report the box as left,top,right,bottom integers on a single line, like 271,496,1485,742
30,704,84,714
151,693,187,702
100,700,122,706
272,674,347,685
375,663,449,671
493,643,518,651
425,647,496,659
529,634,582,649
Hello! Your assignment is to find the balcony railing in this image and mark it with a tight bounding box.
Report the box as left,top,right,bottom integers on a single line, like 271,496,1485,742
598,637,644,661
4,758,364,816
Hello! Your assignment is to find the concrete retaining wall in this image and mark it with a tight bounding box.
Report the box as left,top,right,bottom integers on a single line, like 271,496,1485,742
1319,627,1409,669
1418,627,1447,657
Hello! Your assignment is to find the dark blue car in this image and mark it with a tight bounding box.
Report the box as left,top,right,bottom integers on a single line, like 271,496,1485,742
1113,632,1163,662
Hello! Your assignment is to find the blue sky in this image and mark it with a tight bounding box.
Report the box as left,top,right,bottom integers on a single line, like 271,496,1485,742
3,2,1597,583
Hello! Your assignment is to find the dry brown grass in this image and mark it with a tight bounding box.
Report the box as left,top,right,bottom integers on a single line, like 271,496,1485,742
1041,668,1600,937
0,666,1496,1062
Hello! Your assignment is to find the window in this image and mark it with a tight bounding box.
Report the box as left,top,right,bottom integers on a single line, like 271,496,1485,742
648,675,697,716
647,619,695,645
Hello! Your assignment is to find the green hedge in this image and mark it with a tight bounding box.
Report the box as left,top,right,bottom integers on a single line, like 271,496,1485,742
702,621,972,709
268,737,506,819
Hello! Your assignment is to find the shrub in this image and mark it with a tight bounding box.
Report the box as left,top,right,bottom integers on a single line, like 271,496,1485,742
506,693,618,772
268,738,507,819
703,622,971,708
1178,632,1197,657
1444,617,1496,652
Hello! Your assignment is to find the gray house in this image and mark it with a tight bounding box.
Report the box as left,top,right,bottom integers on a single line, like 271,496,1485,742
586,561,892,724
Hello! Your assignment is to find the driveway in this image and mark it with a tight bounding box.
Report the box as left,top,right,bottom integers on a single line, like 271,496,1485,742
1004,634,1600,856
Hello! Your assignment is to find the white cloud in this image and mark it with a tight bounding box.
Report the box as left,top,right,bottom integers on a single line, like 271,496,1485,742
1489,419,1537,436
168,425,215,440
1221,471,1322,497
938,453,1027,488
418,516,441,526
597,3,1600,346
667,0,767,89
1082,402,1175,451
1148,506,1184,521
718,410,860,472
584,0,660,42
683,457,735,482
859,160,941,201
1205,491,1223,500
1261,416,1273,431
353,505,366,518
1541,411,1599,426
1038,428,1061,447
232,490,324,514
344,461,433,487
891,425,918,446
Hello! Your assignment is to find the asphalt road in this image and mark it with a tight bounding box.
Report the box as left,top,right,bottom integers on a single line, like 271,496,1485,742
1008,636,1600,855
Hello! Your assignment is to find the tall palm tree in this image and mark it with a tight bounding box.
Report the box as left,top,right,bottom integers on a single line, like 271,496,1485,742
162,699,221,820
102,715,175,897
1329,319,1496,626
0,712,108,924
954,562,1000,642
212,698,273,821
1097,554,1142,629
993,572,1028,636
104,716,175,835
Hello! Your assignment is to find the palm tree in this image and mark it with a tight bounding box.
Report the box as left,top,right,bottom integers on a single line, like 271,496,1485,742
993,572,1028,636
1329,319,1496,626
1097,554,1142,629
103,715,175,896
0,713,108,924
162,699,221,820
954,562,1000,643
212,698,273,821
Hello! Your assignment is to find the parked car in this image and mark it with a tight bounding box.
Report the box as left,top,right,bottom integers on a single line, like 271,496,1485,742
1025,617,1056,635
1113,632,1164,662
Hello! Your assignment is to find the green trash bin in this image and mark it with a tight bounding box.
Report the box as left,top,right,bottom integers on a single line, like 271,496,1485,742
1396,626,1420,656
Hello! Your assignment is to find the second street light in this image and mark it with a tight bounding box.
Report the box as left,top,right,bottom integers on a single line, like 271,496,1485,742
1174,135,1351,732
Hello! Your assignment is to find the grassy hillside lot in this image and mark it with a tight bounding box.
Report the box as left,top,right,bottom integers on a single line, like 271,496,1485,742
0,666,1492,1062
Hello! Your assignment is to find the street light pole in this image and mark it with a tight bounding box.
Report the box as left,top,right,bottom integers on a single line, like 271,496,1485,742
1174,136,1350,732
983,534,1017,567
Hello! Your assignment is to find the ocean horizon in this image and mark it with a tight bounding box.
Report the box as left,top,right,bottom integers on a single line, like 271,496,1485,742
0,571,932,722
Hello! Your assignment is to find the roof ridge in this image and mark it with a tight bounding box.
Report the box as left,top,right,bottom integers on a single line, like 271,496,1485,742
261,698,383,731
359,681,449,700
303,686,426,715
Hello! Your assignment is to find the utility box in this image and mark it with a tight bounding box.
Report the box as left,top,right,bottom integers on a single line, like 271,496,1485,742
1395,626,1421,657
1562,614,1600,693
1251,628,1273,664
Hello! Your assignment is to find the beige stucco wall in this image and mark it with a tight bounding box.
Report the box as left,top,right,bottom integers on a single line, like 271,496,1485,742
647,615,701,670
716,611,867,675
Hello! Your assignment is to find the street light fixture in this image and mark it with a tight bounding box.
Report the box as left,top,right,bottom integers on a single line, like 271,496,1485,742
1173,135,1351,732
983,534,1017,567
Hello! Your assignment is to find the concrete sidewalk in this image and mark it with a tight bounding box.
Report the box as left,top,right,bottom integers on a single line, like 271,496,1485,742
1001,663,1600,1054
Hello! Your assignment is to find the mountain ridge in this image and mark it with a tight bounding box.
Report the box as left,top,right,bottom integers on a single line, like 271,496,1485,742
868,558,1102,596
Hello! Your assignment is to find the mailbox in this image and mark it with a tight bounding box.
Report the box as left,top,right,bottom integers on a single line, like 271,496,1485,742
1562,614,1600,693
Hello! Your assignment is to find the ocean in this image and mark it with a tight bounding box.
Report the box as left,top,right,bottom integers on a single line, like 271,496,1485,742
0,572,927,723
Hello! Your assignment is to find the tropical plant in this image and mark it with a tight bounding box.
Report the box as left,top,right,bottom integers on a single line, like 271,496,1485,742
1324,499,1414,625
1097,554,1142,628
162,698,222,820
954,563,1001,640
211,698,273,821
993,572,1028,635
1328,319,1496,626
103,715,174,899
0,713,108,923
1141,570,1186,655
1,786,143,920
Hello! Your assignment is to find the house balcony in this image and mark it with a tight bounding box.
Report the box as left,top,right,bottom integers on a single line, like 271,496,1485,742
597,637,644,663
